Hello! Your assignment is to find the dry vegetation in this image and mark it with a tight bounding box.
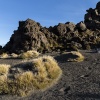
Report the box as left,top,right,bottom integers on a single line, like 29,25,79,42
66,51,84,62
0,56,62,96
19,50,40,59
0,53,8,58
10,53,19,58
0,64,10,75
0,50,39,59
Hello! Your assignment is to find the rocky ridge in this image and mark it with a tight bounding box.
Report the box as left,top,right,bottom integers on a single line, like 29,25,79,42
3,2,100,54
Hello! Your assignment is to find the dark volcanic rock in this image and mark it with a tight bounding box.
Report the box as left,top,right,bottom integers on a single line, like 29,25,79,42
76,21,87,32
4,19,58,53
84,1,100,30
0,45,2,50
49,22,75,36
3,2,100,54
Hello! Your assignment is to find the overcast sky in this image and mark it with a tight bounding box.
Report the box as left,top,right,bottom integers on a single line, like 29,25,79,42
0,0,99,46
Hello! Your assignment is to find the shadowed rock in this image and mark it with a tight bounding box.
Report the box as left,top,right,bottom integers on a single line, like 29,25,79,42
84,1,100,30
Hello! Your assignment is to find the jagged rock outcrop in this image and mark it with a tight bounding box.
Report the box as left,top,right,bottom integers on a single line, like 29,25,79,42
3,2,100,54
49,22,75,36
4,19,57,53
84,1,100,30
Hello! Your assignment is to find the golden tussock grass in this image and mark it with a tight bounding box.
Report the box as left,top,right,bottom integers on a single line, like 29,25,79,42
0,56,62,96
10,53,19,58
0,53,8,58
66,51,84,62
0,64,10,75
19,50,40,59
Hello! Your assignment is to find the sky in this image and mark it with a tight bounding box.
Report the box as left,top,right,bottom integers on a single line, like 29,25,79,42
0,0,100,46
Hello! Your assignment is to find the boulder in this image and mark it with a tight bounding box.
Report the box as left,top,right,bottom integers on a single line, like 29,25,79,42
76,22,87,31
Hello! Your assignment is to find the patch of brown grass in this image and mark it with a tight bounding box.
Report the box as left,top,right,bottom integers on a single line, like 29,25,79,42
66,51,84,62
31,56,62,89
10,53,19,58
0,64,10,75
0,56,62,96
19,50,39,59
0,53,8,58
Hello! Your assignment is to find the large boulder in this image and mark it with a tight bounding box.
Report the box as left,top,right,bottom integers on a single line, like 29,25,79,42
76,21,87,31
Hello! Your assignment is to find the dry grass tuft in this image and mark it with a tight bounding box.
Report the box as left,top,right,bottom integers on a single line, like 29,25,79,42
66,51,84,62
19,50,40,59
0,56,62,96
31,56,62,89
0,65,10,94
0,75,8,94
0,53,8,58
0,64,10,75
10,53,19,58
14,71,35,96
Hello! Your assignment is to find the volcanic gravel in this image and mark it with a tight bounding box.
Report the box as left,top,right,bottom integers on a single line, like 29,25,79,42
0,50,100,100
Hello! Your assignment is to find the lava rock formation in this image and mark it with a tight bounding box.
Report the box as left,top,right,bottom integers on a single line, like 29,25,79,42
3,2,100,54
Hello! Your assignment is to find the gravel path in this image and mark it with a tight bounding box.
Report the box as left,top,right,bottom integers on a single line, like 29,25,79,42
0,51,100,100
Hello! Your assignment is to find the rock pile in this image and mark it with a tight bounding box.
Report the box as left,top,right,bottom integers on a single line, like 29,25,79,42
84,1,100,30
3,2,100,54
4,19,57,53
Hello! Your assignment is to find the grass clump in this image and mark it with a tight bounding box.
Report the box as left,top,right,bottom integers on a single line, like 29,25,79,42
19,50,39,59
0,64,10,75
66,51,84,62
0,64,10,94
0,53,8,58
10,53,19,58
31,56,62,89
0,56,62,96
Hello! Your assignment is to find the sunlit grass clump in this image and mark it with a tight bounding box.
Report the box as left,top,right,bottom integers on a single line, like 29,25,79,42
0,64,10,75
0,56,62,96
0,53,8,58
19,50,40,59
10,53,19,58
66,51,84,62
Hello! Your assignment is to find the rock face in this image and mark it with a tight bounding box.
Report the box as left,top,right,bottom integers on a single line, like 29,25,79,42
84,1,100,30
76,22,87,31
3,2,100,54
4,19,57,53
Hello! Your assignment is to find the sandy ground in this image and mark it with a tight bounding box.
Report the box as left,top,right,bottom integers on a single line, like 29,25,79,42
0,50,100,100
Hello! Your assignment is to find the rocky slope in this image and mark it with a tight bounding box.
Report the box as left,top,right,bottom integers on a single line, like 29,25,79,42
3,2,100,54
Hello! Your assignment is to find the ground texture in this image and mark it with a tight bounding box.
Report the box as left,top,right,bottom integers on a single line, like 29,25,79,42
0,50,100,100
